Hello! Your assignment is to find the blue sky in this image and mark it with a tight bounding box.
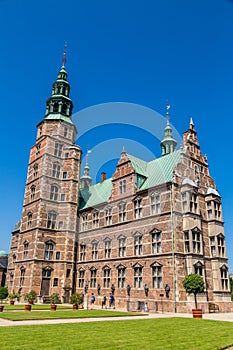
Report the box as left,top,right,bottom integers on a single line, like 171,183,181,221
1,0,233,270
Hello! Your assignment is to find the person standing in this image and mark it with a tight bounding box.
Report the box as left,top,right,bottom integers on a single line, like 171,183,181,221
90,293,95,309
144,302,149,313
102,295,107,309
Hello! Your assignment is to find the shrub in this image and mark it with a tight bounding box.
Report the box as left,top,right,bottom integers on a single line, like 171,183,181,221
50,293,60,305
24,290,37,304
0,287,8,301
70,293,83,306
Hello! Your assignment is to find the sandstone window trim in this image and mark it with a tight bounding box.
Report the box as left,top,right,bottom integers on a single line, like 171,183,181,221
47,211,57,229
27,212,33,228
30,185,36,201
220,264,228,290
91,240,98,260
78,268,85,288
118,236,126,257
92,210,99,229
118,202,126,223
104,238,112,259
19,266,26,287
50,184,59,201
151,229,162,254
90,267,97,288
217,233,225,257
150,193,161,215
44,241,55,260
151,261,162,289
133,264,143,289
80,243,86,261
194,261,204,276
105,206,112,226
81,213,88,232
134,198,143,219
119,179,127,194
52,163,61,178
23,240,29,257
54,142,63,157
117,264,126,288
134,232,143,256
103,266,111,288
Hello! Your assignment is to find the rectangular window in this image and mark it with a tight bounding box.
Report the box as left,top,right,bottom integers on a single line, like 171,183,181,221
53,278,58,287
134,267,143,288
192,230,201,254
80,244,86,261
217,235,225,257
58,221,63,229
24,242,29,257
220,268,228,290
66,269,71,278
20,269,25,287
52,164,61,178
182,192,188,212
36,143,40,157
92,242,98,260
44,243,54,260
103,268,111,288
214,202,221,219
119,237,126,257
54,143,63,157
134,235,143,256
105,240,111,258
56,251,60,260
184,231,190,253
82,214,88,231
118,268,126,288
152,265,162,288
65,152,69,158
63,172,67,179
105,207,112,226
61,194,65,201
92,211,99,228
47,212,57,229
119,179,126,194
190,193,198,213
78,270,85,288
90,270,97,288
134,199,142,219
119,203,126,222
151,195,160,215
152,232,162,254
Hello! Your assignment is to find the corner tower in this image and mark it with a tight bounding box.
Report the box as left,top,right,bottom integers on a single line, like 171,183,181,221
7,50,82,302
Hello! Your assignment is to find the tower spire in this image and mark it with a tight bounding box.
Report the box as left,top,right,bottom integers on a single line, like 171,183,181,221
160,103,177,156
80,150,92,189
44,45,73,122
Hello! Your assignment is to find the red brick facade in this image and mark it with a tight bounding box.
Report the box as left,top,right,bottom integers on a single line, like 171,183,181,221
7,67,232,312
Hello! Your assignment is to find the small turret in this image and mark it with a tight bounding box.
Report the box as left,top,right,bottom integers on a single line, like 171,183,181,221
80,152,92,189
160,104,177,156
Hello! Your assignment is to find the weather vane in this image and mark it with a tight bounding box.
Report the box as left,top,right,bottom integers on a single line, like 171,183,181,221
62,42,67,66
166,100,171,122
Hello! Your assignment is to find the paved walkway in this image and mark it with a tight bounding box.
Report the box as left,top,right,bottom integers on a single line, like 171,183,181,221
1,311,233,327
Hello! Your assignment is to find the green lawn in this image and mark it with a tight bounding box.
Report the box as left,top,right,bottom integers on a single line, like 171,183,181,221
1,304,72,310
1,318,233,350
0,309,142,321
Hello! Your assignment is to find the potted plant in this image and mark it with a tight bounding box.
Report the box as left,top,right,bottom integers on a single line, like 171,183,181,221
183,273,205,318
24,290,37,311
0,287,8,312
70,293,83,310
50,292,60,310
8,290,20,305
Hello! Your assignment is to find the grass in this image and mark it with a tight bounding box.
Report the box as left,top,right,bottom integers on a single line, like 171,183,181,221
1,318,233,349
1,304,72,311
0,309,142,321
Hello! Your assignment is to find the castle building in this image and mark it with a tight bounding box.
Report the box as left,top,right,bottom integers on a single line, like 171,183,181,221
7,59,232,312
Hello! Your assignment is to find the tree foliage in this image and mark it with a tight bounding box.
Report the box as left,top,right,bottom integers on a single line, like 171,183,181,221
182,274,205,308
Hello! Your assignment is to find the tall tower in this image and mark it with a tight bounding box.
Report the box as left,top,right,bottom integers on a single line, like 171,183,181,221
7,51,82,302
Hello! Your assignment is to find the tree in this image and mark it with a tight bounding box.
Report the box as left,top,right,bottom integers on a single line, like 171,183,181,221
230,277,233,301
70,293,83,307
182,274,205,309
24,290,37,304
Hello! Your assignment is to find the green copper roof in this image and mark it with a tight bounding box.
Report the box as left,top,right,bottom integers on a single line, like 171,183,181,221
79,150,181,210
79,178,113,210
44,113,73,124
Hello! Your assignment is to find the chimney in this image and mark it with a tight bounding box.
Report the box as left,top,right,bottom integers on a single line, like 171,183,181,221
101,172,106,182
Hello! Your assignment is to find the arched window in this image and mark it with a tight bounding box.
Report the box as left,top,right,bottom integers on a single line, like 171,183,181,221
50,184,59,200
47,211,57,229
194,261,203,276
27,212,32,228
20,266,26,287
33,163,38,178
30,185,35,201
